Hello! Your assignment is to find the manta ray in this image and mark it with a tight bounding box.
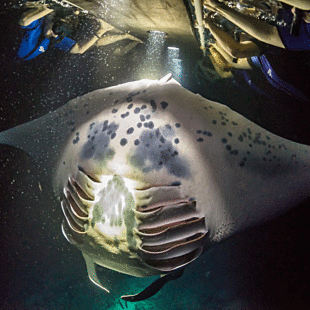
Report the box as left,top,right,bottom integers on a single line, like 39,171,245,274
1,75,309,301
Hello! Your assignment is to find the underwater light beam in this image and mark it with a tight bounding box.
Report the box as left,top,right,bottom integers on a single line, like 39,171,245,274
167,47,183,84
139,30,167,79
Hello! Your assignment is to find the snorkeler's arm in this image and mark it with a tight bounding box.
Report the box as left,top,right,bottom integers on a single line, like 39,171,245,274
204,13,260,58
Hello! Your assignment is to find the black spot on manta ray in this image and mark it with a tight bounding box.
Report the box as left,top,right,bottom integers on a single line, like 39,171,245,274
160,101,168,109
203,131,212,137
121,112,130,118
127,103,133,109
128,91,140,97
127,97,133,102
120,138,127,146
170,181,182,186
134,107,141,114
112,108,118,114
140,115,145,122
73,137,80,144
197,138,204,142
127,127,134,134
150,100,157,112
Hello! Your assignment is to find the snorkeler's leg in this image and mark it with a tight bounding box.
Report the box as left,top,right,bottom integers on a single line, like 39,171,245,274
205,0,285,48
70,19,114,54
204,13,261,58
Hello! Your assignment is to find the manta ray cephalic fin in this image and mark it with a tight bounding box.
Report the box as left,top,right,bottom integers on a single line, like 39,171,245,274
82,253,110,293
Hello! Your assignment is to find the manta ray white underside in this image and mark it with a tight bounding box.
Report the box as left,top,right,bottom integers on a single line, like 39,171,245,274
1,75,309,300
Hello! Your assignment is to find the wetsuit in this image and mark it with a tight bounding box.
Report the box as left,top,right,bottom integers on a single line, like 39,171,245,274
17,17,76,61
234,49,310,104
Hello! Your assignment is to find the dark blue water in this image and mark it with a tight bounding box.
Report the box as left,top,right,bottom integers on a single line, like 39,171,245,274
1,3,310,310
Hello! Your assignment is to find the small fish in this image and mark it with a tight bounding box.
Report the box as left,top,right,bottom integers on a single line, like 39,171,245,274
1,74,309,300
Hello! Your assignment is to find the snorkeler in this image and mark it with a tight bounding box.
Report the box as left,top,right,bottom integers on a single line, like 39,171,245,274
204,0,310,51
16,1,143,60
203,11,310,104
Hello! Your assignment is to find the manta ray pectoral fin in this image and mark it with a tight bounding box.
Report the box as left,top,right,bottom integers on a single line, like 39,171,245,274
121,268,185,302
82,253,110,294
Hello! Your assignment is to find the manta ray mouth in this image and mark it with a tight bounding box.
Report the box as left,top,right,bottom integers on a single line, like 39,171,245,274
60,166,208,275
